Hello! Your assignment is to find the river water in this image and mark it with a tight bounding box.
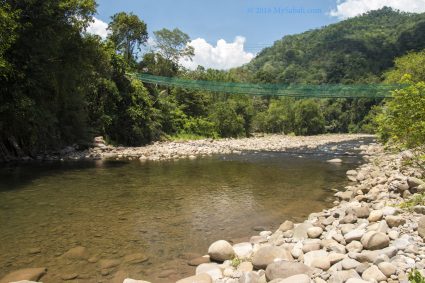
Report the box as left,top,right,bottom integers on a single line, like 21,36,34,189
0,139,370,282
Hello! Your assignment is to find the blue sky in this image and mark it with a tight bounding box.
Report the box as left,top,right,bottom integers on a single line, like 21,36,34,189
96,0,339,52
89,0,425,69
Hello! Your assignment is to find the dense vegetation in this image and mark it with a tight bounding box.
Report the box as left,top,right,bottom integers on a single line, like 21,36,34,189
1,1,425,161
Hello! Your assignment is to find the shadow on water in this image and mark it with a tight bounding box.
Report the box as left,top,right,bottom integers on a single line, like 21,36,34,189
0,138,372,282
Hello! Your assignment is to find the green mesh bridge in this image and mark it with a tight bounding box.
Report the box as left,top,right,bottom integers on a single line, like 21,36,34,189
133,73,400,98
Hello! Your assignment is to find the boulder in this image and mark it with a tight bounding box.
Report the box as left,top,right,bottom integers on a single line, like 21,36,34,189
265,261,312,281
378,262,396,277
208,240,235,262
362,265,387,282
188,256,211,266
328,270,361,283
418,216,425,239
279,220,294,232
345,279,370,283
354,207,370,218
303,250,327,267
233,242,253,260
346,241,363,253
341,258,361,270
385,215,406,228
252,246,293,269
293,222,313,240
0,268,47,283
238,271,259,283
407,177,425,188
311,257,330,270
344,229,365,243
307,227,323,238
176,273,212,283
360,231,389,250
196,263,222,281
368,210,383,222
278,274,311,283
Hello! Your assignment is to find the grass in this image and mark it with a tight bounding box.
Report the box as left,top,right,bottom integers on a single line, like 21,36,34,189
398,193,425,209
231,257,242,268
409,269,425,283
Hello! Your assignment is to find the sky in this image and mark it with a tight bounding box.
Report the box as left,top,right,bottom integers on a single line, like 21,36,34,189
88,0,425,70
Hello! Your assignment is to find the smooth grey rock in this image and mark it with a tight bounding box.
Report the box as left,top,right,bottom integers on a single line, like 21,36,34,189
362,265,387,281
238,271,259,283
344,230,365,243
293,222,313,240
307,227,323,238
360,231,389,250
368,210,383,222
0,268,47,283
328,270,361,283
311,257,331,270
208,240,235,262
303,250,327,267
278,274,310,283
279,221,294,232
252,246,293,270
407,177,425,188
341,258,361,270
385,215,406,228
233,243,253,260
265,261,312,281
378,262,397,277
418,216,425,239
346,241,363,253
354,207,370,218
176,273,212,283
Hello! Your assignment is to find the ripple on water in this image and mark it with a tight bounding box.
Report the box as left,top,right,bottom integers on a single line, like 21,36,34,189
0,139,368,282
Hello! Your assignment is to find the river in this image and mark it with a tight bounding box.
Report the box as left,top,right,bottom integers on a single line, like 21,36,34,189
0,138,371,282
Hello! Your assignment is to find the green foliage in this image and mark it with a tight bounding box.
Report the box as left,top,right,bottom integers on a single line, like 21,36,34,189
398,193,425,210
108,12,148,64
153,28,194,64
385,50,425,83
0,3,18,75
231,257,242,268
293,100,325,135
409,269,425,283
253,98,295,134
180,117,218,138
376,76,425,148
210,102,245,138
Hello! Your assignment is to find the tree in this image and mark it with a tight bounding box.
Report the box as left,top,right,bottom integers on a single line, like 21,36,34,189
293,100,325,135
0,3,18,76
153,28,194,64
108,12,148,64
385,50,425,83
376,76,425,148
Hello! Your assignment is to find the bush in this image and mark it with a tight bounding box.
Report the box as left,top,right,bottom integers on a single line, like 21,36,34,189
376,75,425,148
210,102,245,138
180,117,218,138
293,100,325,135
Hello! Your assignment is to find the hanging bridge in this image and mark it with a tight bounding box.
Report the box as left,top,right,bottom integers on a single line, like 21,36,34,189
132,73,400,98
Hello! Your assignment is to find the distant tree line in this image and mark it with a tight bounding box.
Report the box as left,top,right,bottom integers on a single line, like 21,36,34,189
0,1,424,160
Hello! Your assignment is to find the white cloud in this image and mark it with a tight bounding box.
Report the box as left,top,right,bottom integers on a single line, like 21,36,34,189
181,36,254,70
330,0,425,19
87,17,109,39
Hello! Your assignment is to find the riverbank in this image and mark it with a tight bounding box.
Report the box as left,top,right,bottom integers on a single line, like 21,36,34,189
43,134,373,162
159,143,425,283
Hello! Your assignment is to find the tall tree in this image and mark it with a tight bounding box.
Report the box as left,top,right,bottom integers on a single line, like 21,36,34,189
153,28,194,64
108,12,148,64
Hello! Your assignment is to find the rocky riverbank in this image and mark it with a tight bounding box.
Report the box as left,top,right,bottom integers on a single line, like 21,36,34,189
42,134,373,162
162,143,425,283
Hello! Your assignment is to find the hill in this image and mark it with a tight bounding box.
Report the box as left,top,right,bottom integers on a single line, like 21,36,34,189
242,7,425,84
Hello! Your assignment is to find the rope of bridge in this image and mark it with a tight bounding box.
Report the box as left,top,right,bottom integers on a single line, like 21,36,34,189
132,73,400,98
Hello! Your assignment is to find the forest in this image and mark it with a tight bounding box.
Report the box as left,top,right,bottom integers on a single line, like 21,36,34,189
1,0,425,161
